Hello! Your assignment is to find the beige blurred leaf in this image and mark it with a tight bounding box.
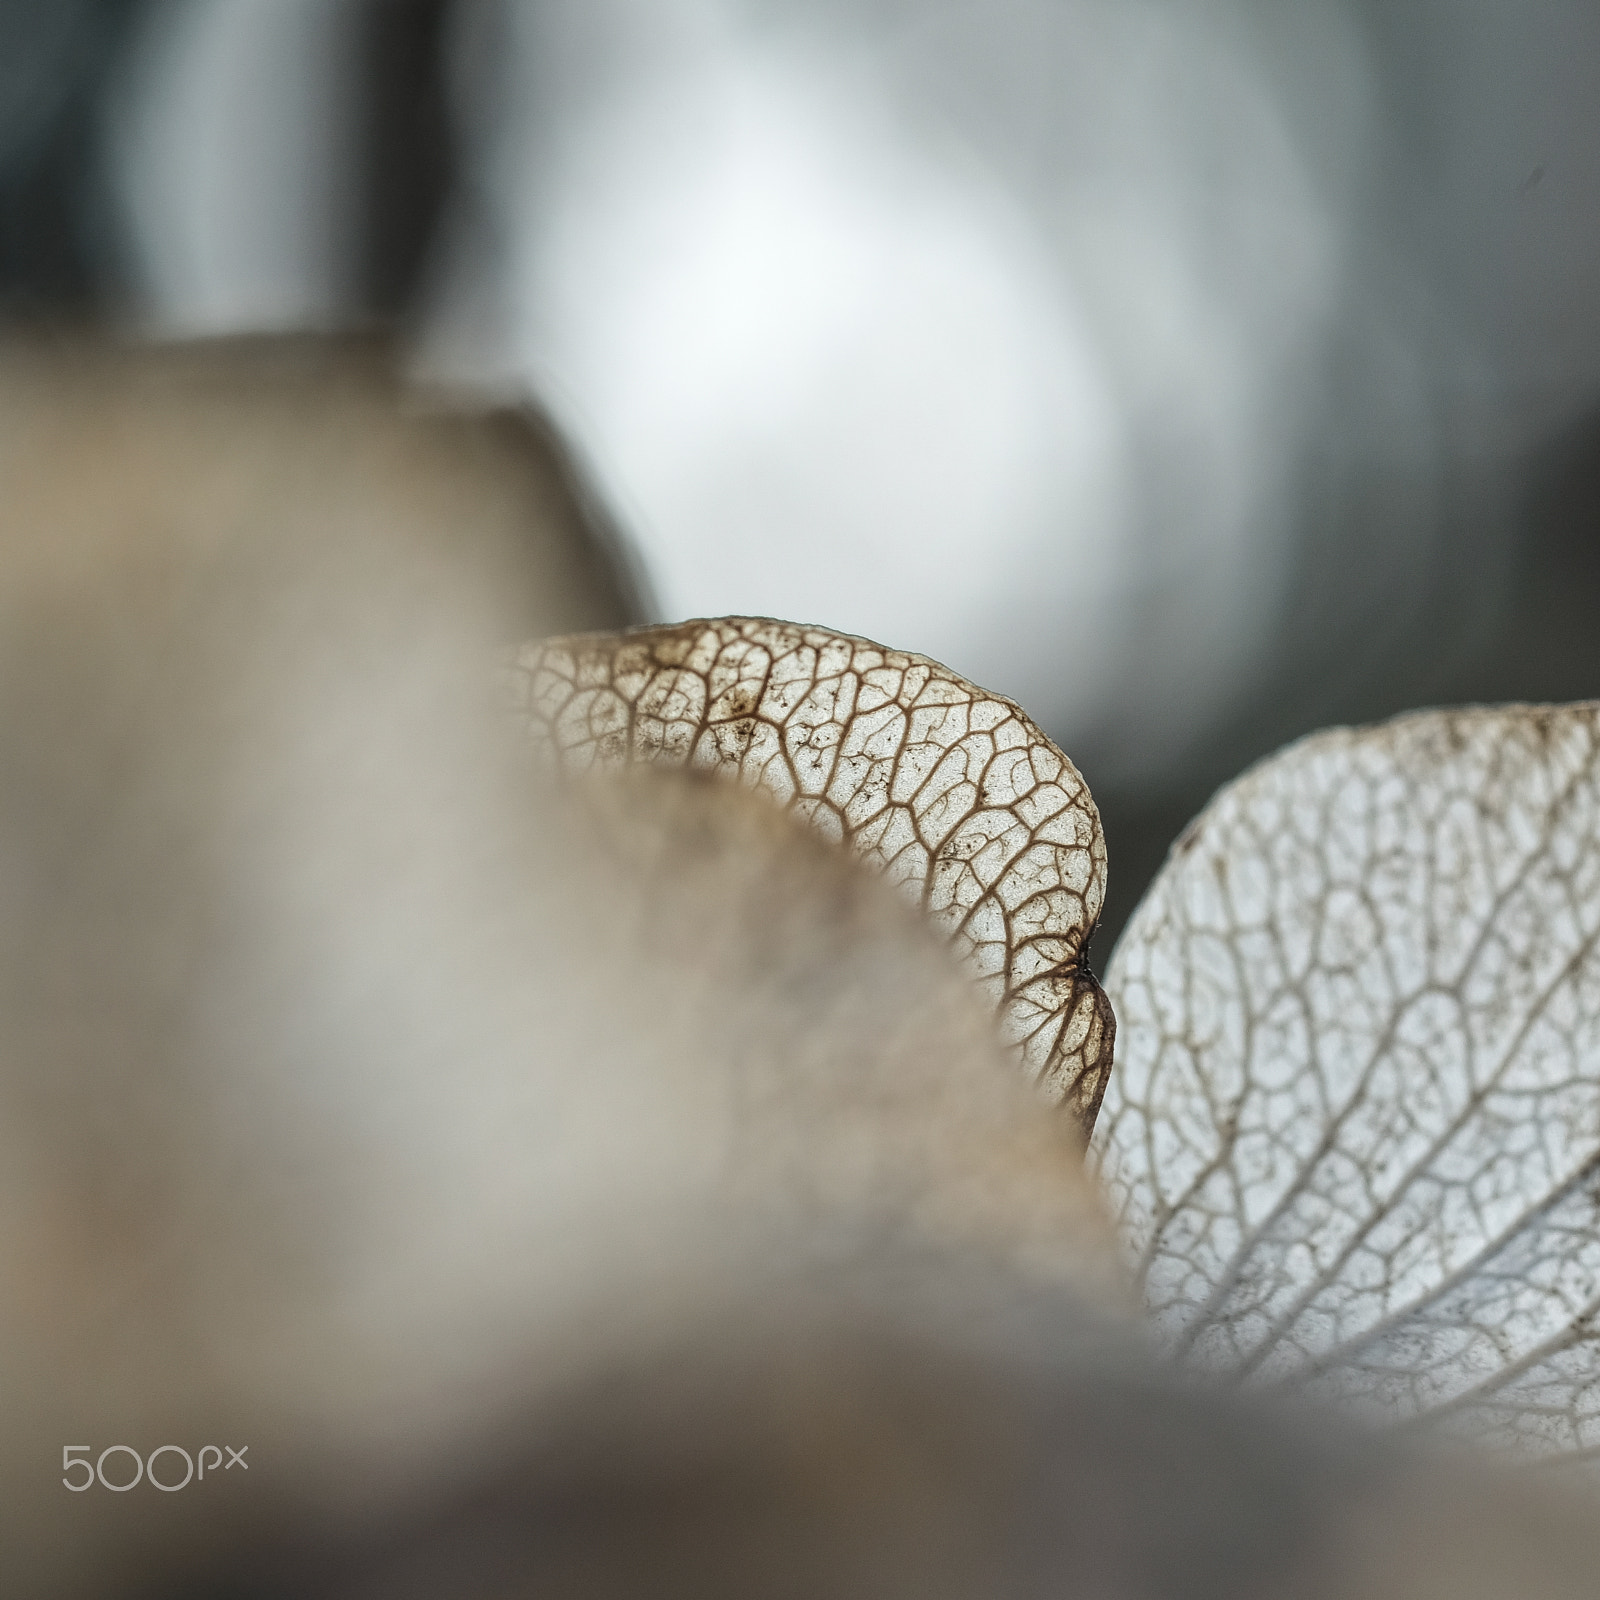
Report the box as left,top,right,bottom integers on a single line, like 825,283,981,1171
0,331,638,642
1095,704,1600,1461
511,617,1114,1133
0,370,1123,1596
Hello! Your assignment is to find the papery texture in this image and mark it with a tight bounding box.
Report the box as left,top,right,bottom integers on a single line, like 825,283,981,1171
1096,705,1600,1460
512,617,1113,1133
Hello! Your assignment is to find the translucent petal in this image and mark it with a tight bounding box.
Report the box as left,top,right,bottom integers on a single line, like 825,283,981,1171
513,617,1114,1133
1096,705,1600,1461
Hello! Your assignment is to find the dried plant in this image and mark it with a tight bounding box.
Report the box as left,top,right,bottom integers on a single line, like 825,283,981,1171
512,618,1113,1132
1096,705,1600,1467
9,337,1600,1596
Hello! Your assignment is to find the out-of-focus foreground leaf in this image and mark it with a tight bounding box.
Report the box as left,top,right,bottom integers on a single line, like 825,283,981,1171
1095,704,1600,1461
0,354,1117,1596
512,618,1114,1134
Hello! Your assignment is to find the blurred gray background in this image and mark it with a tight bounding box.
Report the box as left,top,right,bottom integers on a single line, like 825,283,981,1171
8,0,1600,949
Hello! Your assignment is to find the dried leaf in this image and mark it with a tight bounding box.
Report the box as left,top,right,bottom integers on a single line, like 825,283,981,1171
1095,704,1600,1460
511,617,1114,1132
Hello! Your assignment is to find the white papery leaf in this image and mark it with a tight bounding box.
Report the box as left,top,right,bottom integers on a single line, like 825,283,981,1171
510,617,1114,1132
1095,704,1600,1461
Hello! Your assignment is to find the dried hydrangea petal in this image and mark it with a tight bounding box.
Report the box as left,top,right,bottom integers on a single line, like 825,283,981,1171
511,617,1113,1135
1096,704,1600,1461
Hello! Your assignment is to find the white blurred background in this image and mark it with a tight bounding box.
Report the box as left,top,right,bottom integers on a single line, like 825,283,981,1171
7,0,1600,941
